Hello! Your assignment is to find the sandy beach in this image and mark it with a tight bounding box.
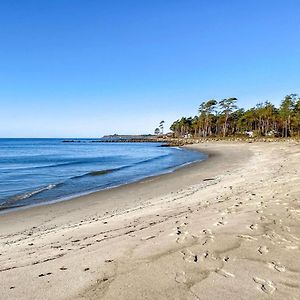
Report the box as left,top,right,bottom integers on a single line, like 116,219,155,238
0,141,299,300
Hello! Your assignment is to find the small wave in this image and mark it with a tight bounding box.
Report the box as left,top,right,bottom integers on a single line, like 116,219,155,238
132,154,170,166
5,183,60,205
89,169,114,176
70,154,171,180
1,153,174,207
1,156,126,172
72,168,118,179
60,154,170,171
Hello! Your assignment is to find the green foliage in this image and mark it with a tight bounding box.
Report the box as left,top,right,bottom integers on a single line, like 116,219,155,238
154,128,160,135
169,94,300,138
159,120,165,134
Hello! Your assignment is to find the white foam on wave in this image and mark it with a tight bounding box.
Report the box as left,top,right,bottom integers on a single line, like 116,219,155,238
13,184,58,201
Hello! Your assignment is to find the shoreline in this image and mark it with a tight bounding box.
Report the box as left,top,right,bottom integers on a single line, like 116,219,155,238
0,141,299,299
0,146,206,215
0,142,251,233
0,146,211,233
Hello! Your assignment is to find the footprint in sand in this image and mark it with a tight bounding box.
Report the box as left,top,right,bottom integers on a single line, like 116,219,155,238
235,201,243,207
285,245,298,250
174,222,194,244
214,217,227,226
202,229,215,245
214,220,227,226
180,249,198,263
203,229,213,235
238,234,257,241
216,269,235,278
259,215,267,221
258,245,269,255
175,271,187,284
249,224,258,230
181,248,215,264
269,261,286,272
281,225,290,232
225,207,236,214
253,277,276,294
223,256,230,262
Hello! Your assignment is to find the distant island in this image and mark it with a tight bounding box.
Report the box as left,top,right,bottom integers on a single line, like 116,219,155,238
102,134,154,139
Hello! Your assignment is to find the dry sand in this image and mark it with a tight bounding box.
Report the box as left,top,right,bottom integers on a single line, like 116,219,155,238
0,142,299,300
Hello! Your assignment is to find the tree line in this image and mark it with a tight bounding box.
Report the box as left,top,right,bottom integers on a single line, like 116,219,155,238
169,94,300,138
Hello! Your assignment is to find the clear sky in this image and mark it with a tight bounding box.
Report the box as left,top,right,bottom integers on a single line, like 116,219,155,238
1,0,299,137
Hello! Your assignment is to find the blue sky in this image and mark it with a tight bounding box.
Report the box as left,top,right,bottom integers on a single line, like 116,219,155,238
0,0,299,137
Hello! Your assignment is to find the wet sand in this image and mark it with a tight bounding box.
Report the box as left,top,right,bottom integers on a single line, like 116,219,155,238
0,142,299,299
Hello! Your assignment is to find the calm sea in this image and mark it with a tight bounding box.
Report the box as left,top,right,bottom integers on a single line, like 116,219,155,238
0,138,206,211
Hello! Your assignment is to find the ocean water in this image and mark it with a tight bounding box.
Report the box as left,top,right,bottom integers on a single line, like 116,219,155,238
0,139,206,211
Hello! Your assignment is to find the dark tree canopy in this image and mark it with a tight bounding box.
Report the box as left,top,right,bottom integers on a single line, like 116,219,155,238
169,94,300,138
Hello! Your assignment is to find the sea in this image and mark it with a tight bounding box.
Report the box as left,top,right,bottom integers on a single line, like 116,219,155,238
0,138,206,211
